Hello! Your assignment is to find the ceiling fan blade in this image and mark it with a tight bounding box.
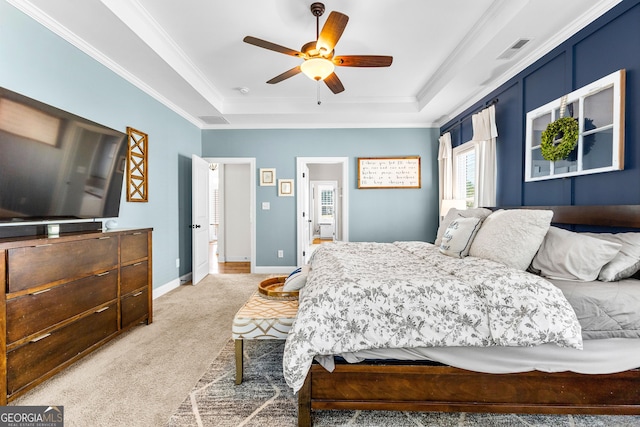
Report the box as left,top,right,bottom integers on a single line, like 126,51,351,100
324,72,345,94
333,55,393,67
316,11,349,53
243,36,303,57
266,66,302,84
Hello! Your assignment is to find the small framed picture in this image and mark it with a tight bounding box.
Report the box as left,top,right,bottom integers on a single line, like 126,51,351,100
260,168,276,186
278,179,294,197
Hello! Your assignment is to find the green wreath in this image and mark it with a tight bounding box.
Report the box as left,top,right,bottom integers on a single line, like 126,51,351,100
540,117,579,161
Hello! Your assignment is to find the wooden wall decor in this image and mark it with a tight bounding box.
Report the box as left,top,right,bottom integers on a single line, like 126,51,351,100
126,127,148,202
357,156,421,189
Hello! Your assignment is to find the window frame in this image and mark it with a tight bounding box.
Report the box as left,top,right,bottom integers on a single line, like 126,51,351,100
524,69,625,182
452,141,478,208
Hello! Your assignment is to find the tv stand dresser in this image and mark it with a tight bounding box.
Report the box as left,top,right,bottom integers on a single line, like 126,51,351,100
0,227,152,404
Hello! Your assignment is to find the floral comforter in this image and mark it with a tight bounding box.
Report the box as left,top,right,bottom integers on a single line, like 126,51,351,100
283,241,583,392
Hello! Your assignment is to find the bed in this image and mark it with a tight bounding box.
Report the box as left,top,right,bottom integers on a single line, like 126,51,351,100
285,205,640,427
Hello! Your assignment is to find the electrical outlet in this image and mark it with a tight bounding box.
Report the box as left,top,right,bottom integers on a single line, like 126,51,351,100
277,250,284,258
176,258,180,268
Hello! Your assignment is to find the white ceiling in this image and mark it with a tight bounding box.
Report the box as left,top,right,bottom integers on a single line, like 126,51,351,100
8,0,621,129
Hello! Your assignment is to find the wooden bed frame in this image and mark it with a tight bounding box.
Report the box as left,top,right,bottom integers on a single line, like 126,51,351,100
297,205,640,427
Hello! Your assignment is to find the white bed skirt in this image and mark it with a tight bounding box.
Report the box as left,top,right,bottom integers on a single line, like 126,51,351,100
316,338,640,375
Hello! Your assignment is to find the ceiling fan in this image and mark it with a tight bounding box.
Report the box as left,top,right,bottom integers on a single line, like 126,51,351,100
243,2,393,94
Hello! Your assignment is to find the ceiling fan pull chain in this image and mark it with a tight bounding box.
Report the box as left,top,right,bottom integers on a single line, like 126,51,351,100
317,81,322,105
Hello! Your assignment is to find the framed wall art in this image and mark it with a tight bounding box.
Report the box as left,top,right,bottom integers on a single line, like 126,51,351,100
278,179,294,197
260,168,276,186
524,69,625,182
357,156,421,189
126,126,148,202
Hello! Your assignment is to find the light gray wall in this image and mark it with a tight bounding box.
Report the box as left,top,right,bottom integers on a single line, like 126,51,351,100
0,2,201,289
202,128,440,267
222,163,251,261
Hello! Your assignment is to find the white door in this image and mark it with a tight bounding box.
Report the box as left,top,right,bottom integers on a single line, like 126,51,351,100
296,157,349,266
192,154,210,285
301,165,311,263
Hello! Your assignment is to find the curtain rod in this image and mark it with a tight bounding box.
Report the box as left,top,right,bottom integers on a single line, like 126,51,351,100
440,98,499,136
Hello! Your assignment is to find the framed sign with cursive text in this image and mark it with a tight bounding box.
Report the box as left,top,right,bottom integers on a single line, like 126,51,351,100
357,156,421,189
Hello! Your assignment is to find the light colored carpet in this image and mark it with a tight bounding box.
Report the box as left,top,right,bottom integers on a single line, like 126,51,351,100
168,339,640,427
9,273,263,427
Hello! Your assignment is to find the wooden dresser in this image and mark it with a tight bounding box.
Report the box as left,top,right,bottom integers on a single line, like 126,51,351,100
0,227,152,404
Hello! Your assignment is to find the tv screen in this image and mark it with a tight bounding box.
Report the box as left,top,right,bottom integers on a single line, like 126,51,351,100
0,87,128,223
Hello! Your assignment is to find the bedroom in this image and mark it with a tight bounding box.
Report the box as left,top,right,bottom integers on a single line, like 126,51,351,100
1,0,640,425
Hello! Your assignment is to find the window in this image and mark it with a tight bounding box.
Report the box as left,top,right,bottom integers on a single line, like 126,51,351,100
318,185,334,221
453,142,477,208
524,69,625,181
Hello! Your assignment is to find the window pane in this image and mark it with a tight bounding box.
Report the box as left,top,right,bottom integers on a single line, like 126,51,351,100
584,88,613,130
532,113,551,148
531,148,550,177
455,149,475,207
554,156,578,174
583,129,613,170
554,100,580,122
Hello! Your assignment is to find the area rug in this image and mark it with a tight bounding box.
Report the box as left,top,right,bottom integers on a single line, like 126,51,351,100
167,340,640,426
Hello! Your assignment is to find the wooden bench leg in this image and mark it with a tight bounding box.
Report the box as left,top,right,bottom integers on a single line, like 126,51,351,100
235,339,243,385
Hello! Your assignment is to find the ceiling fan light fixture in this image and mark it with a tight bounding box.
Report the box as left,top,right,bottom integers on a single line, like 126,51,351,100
300,57,335,81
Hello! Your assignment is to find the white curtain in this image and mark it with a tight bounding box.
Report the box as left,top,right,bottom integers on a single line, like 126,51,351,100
438,132,453,216
472,105,498,207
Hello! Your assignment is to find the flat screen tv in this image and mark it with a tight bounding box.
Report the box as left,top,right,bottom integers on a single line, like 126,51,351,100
0,87,128,224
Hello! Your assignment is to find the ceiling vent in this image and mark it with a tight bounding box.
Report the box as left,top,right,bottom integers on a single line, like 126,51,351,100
497,38,531,60
199,116,229,125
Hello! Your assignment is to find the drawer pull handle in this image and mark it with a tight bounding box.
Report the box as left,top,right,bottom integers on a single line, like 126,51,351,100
132,262,143,267
35,243,53,247
95,306,110,313
96,271,110,277
132,232,142,235
132,291,144,297
30,288,52,296
98,236,111,240
30,333,51,343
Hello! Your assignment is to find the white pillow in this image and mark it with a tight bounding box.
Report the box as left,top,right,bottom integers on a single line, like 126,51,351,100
435,207,492,246
469,209,553,270
582,232,640,281
532,227,621,281
282,265,310,291
439,217,483,258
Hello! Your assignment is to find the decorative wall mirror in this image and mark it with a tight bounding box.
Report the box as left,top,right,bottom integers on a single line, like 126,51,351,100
126,126,148,202
524,69,625,182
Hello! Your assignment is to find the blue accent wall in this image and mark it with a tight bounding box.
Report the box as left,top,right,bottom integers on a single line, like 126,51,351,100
442,0,640,207
0,2,201,288
202,128,440,266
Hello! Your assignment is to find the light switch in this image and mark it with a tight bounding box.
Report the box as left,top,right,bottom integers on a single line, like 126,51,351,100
262,202,270,210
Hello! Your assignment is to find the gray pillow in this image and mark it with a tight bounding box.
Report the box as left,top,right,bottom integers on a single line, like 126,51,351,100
583,232,640,281
435,207,492,246
469,209,553,270
532,227,621,281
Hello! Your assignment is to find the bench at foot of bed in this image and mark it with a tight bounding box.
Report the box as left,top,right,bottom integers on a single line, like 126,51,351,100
231,291,298,384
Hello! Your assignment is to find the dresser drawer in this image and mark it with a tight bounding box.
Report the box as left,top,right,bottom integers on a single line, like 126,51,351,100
6,303,118,395
121,232,148,264
6,270,118,345
121,288,149,329
121,261,148,295
7,237,118,293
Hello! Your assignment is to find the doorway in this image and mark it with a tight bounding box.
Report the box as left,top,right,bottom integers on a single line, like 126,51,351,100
296,157,349,265
192,156,255,284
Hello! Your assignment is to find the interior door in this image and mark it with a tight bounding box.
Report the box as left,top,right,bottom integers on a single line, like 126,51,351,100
302,165,311,263
191,154,210,285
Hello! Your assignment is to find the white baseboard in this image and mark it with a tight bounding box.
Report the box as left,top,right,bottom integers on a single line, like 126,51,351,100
253,266,297,274
153,272,192,299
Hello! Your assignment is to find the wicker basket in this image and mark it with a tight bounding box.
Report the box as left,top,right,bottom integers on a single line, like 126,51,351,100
257,276,299,300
